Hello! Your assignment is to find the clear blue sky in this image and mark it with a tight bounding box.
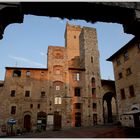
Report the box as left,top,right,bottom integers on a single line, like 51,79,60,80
0,15,134,80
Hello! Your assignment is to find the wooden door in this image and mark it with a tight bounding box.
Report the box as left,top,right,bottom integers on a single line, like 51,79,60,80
53,111,61,130
93,114,97,125
75,112,81,127
24,115,31,132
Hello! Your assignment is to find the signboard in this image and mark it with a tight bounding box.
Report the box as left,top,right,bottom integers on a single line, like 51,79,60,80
37,120,42,124
7,119,16,125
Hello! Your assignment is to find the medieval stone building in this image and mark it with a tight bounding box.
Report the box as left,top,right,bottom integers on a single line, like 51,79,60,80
107,36,140,127
0,23,117,134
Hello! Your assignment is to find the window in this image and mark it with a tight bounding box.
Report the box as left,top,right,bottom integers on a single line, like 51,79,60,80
91,57,93,63
11,106,16,114
25,90,30,97
91,77,95,87
74,87,81,96
124,50,129,61
93,103,97,111
41,91,45,97
120,89,126,99
118,72,123,79
116,57,121,65
41,71,44,76
91,77,95,83
13,70,21,77
56,86,60,90
74,73,80,81
126,68,132,76
11,90,15,97
26,71,30,77
55,97,62,104
92,88,96,98
30,104,33,109
37,104,40,109
74,35,76,39
129,85,135,97
75,103,81,109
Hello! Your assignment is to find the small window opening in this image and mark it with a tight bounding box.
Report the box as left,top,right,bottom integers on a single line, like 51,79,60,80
13,70,21,77
11,90,15,97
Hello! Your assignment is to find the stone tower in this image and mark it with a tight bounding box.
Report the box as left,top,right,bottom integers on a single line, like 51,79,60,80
79,27,103,125
65,22,82,60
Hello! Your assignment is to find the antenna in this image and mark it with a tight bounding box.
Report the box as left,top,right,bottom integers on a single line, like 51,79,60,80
15,61,18,67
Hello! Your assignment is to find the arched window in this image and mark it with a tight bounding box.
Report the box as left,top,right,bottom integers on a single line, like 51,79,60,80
91,77,95,87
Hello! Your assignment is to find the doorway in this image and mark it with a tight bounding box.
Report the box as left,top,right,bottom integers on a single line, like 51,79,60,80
53,111,62,130
93,114,97,125
133,113,140,127
75,112,81,127
24,115,31,132
103,92,116,123
37,111,47,131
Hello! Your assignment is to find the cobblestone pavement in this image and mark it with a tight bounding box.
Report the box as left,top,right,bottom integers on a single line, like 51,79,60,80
7,125,132,138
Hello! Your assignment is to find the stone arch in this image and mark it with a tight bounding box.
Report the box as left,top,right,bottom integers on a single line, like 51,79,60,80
23,111,32,132
23,114,31,132
130,104,139,111
103,92,117,123
0,2,139,40
53,81,64,89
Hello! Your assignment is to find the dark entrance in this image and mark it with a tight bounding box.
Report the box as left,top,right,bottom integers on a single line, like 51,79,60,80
93,114,97,125
75,112,81,127
133,113,140,127
53,111,61,130
37,111,47,131
24,115,31,132
103,92,116,123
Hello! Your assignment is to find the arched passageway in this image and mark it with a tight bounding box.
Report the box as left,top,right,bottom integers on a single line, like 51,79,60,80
103,92,117,123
